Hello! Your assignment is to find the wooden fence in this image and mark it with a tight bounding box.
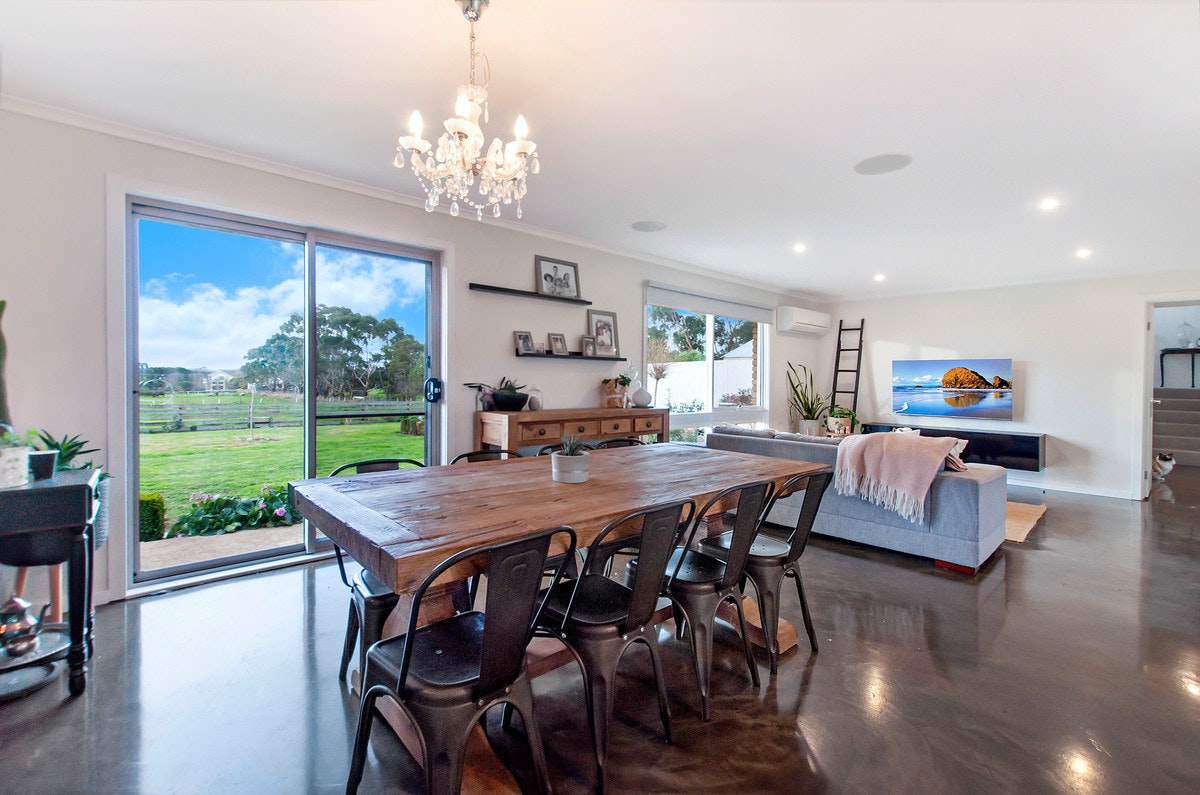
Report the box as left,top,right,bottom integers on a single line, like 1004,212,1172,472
139,399,424,434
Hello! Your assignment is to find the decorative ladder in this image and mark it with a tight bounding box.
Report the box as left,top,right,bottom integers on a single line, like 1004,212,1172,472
831,318,865,412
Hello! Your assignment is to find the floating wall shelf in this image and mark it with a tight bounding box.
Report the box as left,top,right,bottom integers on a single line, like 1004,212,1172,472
515,349,626,362
468,282,592,306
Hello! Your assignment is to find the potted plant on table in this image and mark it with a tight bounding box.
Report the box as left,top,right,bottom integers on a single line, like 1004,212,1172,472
786,362,830,436
551,434,590,484
465,377,529,412
826,406,858,436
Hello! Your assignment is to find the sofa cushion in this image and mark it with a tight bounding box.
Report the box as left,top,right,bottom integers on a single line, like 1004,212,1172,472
711,424,777,439
774,432,841,445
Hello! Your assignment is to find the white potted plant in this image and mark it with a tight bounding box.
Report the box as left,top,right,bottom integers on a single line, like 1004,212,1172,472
786,362,830,436
551,434,590,484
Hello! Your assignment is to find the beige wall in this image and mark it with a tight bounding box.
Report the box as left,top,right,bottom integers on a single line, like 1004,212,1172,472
0,109,821,603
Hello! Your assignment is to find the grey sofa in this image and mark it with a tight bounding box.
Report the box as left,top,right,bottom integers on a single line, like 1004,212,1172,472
706,426,1008,573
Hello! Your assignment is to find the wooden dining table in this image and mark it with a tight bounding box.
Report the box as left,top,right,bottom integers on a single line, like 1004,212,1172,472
289,443,829,790
289,443,829,597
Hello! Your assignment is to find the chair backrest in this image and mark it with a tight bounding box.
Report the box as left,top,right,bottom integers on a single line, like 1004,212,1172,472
672,480,773,591
449,449,524,464
397,526,576,701
592,437,645,449
559,500,695,634
537,443,566,456
769,470,833,567
329,458,425,476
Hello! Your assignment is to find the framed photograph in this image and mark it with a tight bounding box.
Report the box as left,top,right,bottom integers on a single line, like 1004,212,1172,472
534,342,546,354
513,330,535,355
548,333,569,356
535,255,580,299
586,309,619,357
581,336,597,357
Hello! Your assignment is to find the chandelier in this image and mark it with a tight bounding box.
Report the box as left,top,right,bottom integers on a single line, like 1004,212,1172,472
394,0,540,221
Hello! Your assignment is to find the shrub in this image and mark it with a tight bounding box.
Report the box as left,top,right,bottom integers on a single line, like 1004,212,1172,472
139,493,166,542
166,484,300,538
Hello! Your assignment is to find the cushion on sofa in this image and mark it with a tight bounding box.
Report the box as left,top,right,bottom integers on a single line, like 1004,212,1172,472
774,432,841,445
710,424,777,438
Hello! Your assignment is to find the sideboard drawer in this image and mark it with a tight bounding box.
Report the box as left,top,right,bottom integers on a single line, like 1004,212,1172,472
634,416,662,434
521,423,561,442
563,420,599,436
601,418,632,435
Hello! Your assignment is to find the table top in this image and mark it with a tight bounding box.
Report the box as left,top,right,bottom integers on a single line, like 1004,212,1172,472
290,444,828,593
0,469,101,535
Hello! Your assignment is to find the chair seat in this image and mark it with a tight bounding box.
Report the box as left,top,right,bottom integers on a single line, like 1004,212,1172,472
541,575,633,628
353,568,400,604
664,548,727,589
699,530,790,563
367,612,486,698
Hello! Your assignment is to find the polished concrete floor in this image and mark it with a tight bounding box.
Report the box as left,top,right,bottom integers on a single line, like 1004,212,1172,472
2,469,1199,794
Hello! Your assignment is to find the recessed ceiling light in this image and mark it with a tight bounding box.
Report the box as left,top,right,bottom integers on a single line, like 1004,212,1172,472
792,242,807,254
1075,247,1093,259
854,154,912,175
631,220,666,233
1039,196,1061,212
874,274,886,282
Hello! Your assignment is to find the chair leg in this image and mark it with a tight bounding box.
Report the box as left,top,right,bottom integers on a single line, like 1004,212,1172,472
790,567,819,653
408,702,478,795
729,591,761,689
358,598,394,685
507,676,554,795
641,636,673,744
339,599,359,682
671,592,720,721
346,687,381,794
572,637,625,785
747,565,786,674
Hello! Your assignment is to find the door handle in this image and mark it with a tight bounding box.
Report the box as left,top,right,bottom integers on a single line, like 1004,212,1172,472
424,377,444,403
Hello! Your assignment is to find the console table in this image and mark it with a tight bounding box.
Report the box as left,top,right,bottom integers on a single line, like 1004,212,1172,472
474,407,670,451
0,469,100,697
861,423,1045,471
1160,347,1200,387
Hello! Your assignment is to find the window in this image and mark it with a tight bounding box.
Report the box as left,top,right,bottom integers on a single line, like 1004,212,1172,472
644,284,770,437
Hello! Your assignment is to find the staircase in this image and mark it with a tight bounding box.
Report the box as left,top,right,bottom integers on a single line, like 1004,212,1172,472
1154,388,1200,466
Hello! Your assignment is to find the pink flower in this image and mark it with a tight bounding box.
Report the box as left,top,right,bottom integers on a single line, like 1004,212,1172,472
274,507,287,517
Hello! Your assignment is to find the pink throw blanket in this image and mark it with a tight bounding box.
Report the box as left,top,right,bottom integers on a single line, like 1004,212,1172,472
834,433,961,524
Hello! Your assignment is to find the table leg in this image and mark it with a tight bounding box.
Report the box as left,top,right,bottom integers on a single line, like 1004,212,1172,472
1161,351,1167,388
66,526,90,696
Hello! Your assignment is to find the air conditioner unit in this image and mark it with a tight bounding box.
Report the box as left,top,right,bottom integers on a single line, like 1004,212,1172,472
776,305,831,335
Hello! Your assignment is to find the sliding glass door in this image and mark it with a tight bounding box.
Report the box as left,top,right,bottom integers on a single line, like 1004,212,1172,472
129,201,439,582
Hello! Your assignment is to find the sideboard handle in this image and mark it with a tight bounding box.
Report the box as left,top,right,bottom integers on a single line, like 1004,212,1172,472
577,425,585,432
538,428,546,436
612,423,619,430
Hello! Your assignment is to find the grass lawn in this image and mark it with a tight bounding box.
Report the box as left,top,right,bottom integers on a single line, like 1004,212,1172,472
139,423,424,521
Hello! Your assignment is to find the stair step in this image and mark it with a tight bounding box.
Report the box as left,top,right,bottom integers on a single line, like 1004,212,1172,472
1154,387,1200,400
1153,422,1200,438
1154,410,1200,424
1154,399,1200,413
1154,435,1200,453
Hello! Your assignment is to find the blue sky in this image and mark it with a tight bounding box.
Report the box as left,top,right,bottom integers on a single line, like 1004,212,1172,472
892,358,1012,387
138,220,426,371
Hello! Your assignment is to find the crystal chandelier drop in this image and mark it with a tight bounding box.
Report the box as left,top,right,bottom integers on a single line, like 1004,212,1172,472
394,0,540,221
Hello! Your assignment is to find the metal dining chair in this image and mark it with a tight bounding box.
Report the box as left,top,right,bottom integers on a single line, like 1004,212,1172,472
699,470,833,673
536,499,695,791
591,437,645,449
449,449,524,464
536,443,567,456
638,480,773,721
329,458,425,682
347,526,577,795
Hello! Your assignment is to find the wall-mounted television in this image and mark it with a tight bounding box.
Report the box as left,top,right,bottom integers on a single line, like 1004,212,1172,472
892,358,1013,420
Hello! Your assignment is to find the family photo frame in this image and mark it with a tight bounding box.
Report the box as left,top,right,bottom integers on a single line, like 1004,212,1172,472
548,333,569,356
535,255,580,299
513,330,535,355
586,309,619,357
581,336,597,357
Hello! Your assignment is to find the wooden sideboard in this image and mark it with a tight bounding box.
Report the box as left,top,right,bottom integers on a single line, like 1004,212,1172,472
474,407,670,450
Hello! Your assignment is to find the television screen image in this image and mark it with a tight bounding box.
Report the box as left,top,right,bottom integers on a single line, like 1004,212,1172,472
892,358,1013,420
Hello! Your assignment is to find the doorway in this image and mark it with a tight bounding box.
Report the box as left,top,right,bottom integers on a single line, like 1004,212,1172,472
128,200,441,582
1147,301,1200,501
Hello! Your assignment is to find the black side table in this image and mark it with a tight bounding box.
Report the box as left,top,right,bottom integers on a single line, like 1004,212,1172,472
1160,347,1200,387
0,469,100,696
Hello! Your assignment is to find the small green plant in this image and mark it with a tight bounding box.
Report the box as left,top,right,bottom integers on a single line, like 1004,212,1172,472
166,483,300,538
559,434,588,456
139,493,166,542
601,375,632,388
494,377,525,394
786,362,830,422
33,431,99,470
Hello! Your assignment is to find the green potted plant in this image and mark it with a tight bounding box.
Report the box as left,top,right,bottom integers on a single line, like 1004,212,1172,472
826,405,858,436
786,362,830,435
601,374,632,408
551,434,590,483
465,377,529,411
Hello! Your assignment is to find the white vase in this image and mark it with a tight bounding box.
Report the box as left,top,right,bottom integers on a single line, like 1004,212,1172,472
551,451,590,484
0,446,31,488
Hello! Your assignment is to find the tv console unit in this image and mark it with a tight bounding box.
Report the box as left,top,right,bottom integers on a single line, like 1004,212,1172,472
861,423,1045,471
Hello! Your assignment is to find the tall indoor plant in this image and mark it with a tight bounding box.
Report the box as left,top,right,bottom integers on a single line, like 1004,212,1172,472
786,362,830,435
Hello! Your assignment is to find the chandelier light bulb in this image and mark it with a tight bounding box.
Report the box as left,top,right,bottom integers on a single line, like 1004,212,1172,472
408,111,424,138
454,92,470,118
514,114,528,141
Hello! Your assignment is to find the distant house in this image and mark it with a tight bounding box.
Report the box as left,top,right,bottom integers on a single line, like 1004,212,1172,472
209,371,231,392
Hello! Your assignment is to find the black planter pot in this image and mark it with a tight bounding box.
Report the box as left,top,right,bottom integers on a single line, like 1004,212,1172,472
491,392,529,412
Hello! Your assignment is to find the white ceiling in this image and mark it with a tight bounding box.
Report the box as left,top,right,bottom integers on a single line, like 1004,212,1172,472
1,0,1197,301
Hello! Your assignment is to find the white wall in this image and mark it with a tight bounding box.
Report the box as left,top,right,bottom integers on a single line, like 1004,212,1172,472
0,109,821,604
825,273,1200,498
1153,304,1200,388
